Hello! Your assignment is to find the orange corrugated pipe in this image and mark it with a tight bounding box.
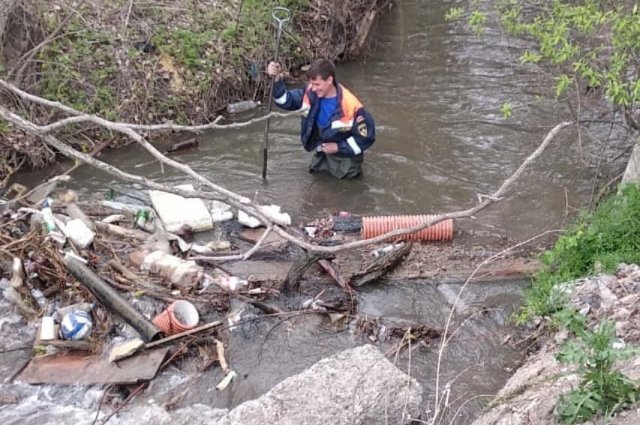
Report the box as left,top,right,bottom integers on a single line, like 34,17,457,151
361,214,453,241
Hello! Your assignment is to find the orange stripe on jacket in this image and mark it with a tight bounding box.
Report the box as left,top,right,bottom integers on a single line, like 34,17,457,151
302,84,363,125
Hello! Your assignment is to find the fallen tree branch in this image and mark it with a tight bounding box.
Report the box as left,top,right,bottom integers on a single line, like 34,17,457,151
0,76,302,133
0,80,574,255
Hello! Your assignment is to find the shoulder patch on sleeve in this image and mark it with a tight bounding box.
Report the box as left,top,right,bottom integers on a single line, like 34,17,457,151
357,122,368,137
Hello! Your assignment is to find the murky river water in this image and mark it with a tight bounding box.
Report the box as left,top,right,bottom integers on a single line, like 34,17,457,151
4,0,630,423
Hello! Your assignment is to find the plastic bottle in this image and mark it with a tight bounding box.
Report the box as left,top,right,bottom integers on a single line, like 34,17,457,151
371,242,405,258
41,198,56,233
30,288,48,310
226,100,261,114
165,138,199,154
134,209,150,229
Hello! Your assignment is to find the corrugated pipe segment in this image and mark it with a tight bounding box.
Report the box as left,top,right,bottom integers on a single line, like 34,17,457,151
361,215,454,241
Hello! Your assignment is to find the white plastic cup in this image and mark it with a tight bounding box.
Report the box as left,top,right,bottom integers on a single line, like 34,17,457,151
153,300,200,335
172,300,199,329
40,316,55,340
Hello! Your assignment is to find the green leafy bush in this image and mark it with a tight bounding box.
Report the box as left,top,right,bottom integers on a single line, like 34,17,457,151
555,319,638,424
446,1,640,120
520,184,640,321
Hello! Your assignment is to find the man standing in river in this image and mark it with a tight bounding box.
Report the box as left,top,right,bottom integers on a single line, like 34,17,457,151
266,59,376,179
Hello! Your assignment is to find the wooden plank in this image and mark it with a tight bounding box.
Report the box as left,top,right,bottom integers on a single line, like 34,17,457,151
224,260,291,283
238,228,289,250
18,347,169,385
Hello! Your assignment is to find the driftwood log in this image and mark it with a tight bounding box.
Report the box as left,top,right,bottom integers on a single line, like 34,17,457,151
282,251,332,293
350,242,413,287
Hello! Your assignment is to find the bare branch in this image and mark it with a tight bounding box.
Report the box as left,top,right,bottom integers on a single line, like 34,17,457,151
41,109,303,133
190,225,275,263
0,78,302,133
7,13,75,82
0,78,575,256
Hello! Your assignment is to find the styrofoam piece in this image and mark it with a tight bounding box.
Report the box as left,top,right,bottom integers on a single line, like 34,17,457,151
212,210,234,223
210,200,234,223
149,184,213,233
259,204,291,226
238,210,261,228
237,204,291,228
171,234,218,255
40,316,55,340
65,218,95,248
210,200,231,213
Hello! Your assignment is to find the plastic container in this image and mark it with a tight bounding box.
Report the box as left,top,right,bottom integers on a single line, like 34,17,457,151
60,310,93,340
226,100,261,114
152,300,199,335
65,218,95,248
40,316,56,340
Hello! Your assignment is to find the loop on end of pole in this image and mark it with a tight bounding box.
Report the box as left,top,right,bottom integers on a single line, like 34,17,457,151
272,6,291,26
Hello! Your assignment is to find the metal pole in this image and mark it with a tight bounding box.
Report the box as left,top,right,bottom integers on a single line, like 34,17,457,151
262,7,291,179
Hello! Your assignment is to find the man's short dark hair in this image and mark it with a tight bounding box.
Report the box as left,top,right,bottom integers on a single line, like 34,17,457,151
306,59,336,80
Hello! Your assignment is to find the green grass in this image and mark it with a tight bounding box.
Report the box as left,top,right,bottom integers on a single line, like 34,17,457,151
555,319,638,424
519,183,640,321
517,184,640,424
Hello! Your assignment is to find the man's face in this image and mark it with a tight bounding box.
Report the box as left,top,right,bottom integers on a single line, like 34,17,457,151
309,75,334,98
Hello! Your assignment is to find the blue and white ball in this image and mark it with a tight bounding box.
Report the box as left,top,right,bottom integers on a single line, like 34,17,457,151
60,310,93,340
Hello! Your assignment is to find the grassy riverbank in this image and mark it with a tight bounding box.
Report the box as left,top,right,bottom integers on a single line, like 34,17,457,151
514,183,640,423
519,184,640,322
0,0,393,180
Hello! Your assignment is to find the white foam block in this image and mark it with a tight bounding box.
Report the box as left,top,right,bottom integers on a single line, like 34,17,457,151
149,184,214,233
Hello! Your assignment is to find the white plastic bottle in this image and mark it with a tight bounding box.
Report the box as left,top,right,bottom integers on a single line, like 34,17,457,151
226,100,261,114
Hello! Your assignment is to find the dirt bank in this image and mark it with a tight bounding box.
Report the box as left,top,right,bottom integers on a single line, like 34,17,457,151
0,0,394,183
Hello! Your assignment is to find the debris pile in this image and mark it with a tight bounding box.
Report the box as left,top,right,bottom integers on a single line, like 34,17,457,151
0,177,427,419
